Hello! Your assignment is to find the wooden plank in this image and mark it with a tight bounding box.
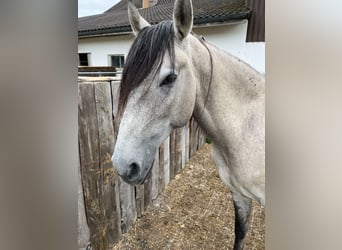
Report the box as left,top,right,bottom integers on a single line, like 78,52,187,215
158,143,165,194
197,126,204,150
174,128,183,175
101,171,121,243
94,81,121,244
189,118,193,157
111,80,121,136
200,128,205,148
111,80,120,118
78,66,116,72
151,150,160,201
184,122,190,164
78,162,91,249
189,117,198,157
195,122,199,151
163,136,171,186
143,146,162,207
78,82,103,250
199,127,206,148
78,82,100,167
83,171,102,250
135,185,145,218
194,120,199,153
94,81,115,167
119,180,137,234
169,130,176,179
108,177,122,247
144,169,152,209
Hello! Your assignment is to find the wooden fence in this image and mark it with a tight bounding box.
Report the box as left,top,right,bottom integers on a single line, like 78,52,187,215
78,66,117,77
78,79,206,250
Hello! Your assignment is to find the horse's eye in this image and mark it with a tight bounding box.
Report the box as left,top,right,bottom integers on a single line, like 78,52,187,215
160,73,177,86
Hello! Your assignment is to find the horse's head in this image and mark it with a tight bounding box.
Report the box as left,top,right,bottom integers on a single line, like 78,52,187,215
112,0,196,185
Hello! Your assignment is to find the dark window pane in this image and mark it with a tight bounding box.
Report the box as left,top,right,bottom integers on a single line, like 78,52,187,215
79,53,89,66
111,56,124,68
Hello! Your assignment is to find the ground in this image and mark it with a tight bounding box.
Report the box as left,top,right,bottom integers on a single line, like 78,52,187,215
113,144,265,249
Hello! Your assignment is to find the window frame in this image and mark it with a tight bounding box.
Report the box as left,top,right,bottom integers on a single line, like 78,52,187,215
108,54,125,70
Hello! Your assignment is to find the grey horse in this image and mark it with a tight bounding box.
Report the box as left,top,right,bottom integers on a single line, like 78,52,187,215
112,0,265,249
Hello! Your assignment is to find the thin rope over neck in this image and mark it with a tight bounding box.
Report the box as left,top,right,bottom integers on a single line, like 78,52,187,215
191,31,214,119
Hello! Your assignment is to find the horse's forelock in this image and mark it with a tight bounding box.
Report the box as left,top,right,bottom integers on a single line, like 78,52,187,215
118,21,175,118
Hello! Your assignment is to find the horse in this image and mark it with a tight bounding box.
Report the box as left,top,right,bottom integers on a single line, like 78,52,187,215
112,0,265,249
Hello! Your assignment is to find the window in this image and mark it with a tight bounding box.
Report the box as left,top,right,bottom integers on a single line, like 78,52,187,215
110,55,125,69
79,53,90,66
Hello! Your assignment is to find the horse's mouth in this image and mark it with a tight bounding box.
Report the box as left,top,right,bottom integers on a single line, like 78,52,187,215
123,159,155,186
137,159,155,185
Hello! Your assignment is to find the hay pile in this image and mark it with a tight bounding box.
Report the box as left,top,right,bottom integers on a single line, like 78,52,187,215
113,144,265,249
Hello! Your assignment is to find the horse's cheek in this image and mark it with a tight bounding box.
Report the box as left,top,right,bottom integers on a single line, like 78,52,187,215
170,90,195,128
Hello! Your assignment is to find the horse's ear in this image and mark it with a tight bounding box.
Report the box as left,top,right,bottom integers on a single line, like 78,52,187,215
173,0,193,40
128,1,150,36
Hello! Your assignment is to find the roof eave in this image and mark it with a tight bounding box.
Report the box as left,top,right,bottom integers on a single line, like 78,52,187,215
78,13,249,39
194,12,249,25
79,26,132,38
193,18,247,29
78,28,132,39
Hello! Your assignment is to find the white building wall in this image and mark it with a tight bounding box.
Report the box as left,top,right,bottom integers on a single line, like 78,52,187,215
193,20,265,74
78,20,264,74
244,42,265,74
78,34,135,67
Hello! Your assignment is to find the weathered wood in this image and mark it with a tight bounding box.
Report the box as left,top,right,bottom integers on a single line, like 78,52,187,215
189,118,194,157
78,82,103,249
169,130,176,180
78,66,117,77
94,82,121,244
119,180,137,234
78,162,91,249
94,81,114,165
195,121,200,152
173,128,183,175
78,66,116,72
198,127,206,149
111,80,120,117
163,136,171,186
111,80,121,137
78,80,209,249
78,82,100,168
142,150,161,207
151,150,160,201
135,185,145,218
108,178,122,249
197,126,202,150
158,143,165,194
144,169,153,209
189,117,198,157
183,122,190,166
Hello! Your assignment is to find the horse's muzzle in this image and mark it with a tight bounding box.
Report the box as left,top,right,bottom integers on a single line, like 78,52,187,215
111,154,153,185
119,162,143,185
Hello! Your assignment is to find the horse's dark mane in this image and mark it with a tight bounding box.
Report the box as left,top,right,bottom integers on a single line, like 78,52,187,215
118,21,175,118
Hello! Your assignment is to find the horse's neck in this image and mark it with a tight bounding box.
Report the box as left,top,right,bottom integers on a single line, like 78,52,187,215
189,35,265,148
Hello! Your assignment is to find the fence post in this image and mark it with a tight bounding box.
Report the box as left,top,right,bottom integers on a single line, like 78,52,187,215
78,163,91,250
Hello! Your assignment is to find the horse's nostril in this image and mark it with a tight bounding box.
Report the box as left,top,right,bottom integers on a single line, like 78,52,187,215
127,162,140,179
